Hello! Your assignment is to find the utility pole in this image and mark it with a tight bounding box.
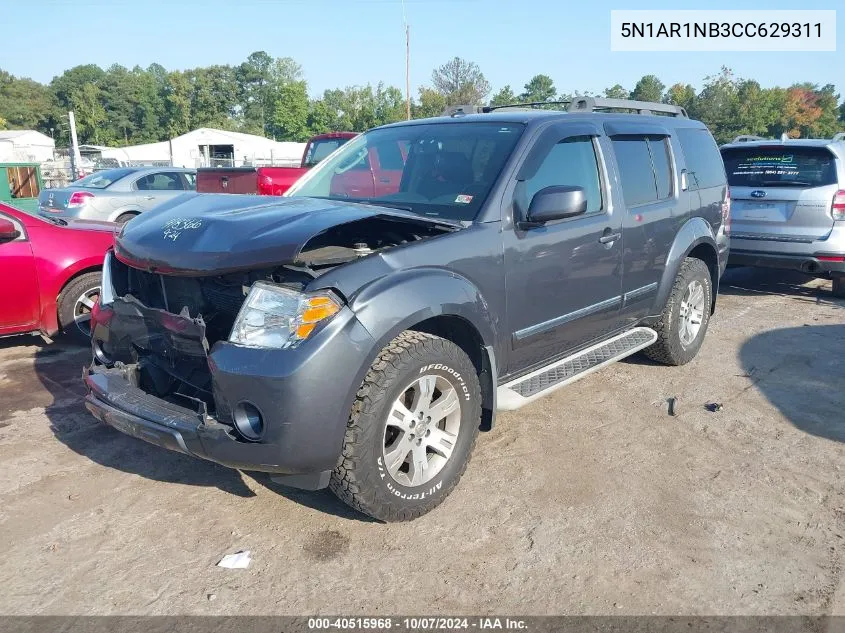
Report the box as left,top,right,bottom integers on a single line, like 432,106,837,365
68,111,83,181
403,0,411,120
406,24,411,120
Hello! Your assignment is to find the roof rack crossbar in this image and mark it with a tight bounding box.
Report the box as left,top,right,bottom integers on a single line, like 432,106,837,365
567,97,688,118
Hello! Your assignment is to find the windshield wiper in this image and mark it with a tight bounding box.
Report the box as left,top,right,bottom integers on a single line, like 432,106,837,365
365,200,415,212
40,215,68,226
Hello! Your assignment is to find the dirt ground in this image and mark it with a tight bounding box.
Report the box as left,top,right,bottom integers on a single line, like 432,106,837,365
0,267,843,616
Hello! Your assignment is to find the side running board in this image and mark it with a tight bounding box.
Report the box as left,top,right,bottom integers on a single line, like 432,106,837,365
497,327,658,411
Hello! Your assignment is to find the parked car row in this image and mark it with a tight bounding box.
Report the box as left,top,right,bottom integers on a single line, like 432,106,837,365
2,99,844,524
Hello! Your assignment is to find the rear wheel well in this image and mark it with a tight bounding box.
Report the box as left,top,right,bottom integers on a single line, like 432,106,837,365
687,243,718,313
410,315,495,431
114,211,139,223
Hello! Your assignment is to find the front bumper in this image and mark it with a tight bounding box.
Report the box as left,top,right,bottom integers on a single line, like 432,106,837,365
86,300,377,483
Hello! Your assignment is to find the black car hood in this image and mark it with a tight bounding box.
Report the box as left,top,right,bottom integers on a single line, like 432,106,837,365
114,193,452,275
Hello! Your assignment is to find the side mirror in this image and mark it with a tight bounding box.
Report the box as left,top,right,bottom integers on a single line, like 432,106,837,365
524,185,588,226
0,218,20,243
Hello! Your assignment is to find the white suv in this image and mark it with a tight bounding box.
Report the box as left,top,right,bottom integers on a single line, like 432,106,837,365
721,135,845,297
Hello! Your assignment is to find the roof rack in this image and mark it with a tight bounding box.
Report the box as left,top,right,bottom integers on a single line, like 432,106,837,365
567,97,688,118
442,96,688,118
833,132,845,142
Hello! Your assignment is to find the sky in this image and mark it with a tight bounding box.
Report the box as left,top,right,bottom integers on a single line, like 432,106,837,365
1,0,842,99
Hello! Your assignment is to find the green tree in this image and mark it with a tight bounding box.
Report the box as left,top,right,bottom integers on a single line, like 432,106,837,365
70,83,108,144
489,85,516,107
694,67,740,144
163,71,192,137
236,51,274,134
430,57,490,105
0,70,53,130
520,74,556,104
664,83,697,114
603,84,629,99
413,87,447,119
631,74,665,103
269,80,310,141
0,115,6,130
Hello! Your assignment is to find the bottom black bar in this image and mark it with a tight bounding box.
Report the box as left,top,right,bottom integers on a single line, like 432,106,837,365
1,616,844,633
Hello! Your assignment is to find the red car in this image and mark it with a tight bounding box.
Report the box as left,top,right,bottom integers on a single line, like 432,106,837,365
0,202,116,341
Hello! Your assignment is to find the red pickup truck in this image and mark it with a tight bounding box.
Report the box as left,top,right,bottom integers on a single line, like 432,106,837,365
196,132,357,196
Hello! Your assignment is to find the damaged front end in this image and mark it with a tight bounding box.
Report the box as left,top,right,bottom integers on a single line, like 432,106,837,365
84,198,458,481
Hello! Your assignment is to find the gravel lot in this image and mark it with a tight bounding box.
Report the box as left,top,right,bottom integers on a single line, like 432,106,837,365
0,267,843,616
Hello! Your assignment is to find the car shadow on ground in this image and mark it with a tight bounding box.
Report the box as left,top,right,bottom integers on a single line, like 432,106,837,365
719,266,843,306
28,339,375,519
739,323,845,443
31,341,258,498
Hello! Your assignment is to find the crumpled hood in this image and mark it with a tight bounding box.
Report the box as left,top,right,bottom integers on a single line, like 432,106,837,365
114,193,446,275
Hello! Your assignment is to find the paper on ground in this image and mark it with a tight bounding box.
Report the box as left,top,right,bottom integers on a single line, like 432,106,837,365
217,550,251,569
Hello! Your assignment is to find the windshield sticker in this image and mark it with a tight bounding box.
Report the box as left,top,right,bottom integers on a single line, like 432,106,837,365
162,218,203,241
455,194,474,204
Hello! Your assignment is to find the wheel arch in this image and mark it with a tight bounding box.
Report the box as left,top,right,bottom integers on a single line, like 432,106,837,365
347,268,499,431
652,217,720,318
108,209,141,223
52,266,102,335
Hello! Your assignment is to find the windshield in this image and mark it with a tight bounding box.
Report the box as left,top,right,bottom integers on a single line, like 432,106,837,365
721,146,837,188
73,168,135,189
287,122,525,222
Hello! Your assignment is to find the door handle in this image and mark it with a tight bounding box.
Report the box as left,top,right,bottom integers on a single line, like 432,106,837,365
144,196,155,200
599,231,621,244
379,178,391,184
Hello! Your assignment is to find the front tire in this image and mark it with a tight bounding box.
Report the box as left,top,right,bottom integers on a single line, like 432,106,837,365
57,271,101,343
330,331,481,522
644,257,713,366
832,276,845,299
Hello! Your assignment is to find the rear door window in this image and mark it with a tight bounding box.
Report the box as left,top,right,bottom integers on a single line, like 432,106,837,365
136,172,186,191
721,146,837,188
612,138,658,206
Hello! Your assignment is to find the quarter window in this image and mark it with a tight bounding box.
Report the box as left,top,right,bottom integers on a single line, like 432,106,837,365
519,136,603,215
677,128,725,190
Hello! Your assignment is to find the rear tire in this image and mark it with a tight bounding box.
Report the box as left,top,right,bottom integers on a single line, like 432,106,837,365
644,257,713,366
115,212,138,225
832,276,845,298
57,271,101,344
330,331,481,522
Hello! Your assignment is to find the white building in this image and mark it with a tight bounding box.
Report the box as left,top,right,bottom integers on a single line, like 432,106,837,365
0,130,56,163
96,128,306,168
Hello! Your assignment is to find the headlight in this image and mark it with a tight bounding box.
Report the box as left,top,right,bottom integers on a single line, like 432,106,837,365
229,282,342,349
100,251,115,306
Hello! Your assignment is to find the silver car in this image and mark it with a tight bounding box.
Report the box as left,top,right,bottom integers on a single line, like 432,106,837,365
38,167,197,224
721,136,845,297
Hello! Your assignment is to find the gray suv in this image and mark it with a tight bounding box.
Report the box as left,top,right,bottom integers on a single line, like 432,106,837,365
83,98,729,521
721,136,845,296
